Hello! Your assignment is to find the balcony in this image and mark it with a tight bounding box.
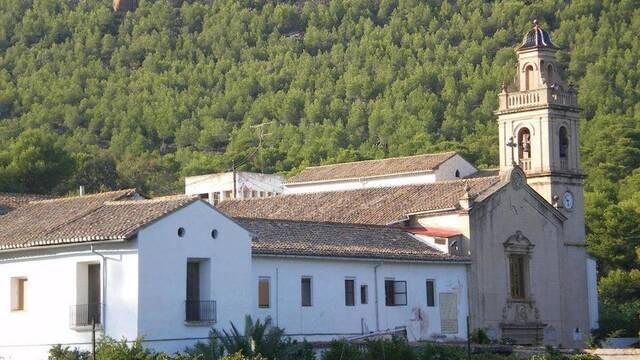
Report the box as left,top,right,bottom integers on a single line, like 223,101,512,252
185,300,216,323
519,158,532,171
498,87,577,112
70,303,102,328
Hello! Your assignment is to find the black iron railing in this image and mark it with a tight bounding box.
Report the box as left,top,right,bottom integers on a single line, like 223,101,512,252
70,303,102,327
185,300,216,322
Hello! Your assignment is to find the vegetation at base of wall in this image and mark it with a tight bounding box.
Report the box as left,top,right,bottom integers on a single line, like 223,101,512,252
3,0,640,336
49,337,602,360
183,315,313,360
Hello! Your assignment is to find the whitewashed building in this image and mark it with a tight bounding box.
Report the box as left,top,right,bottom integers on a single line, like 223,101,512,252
0,190,468,360
185,171,284,204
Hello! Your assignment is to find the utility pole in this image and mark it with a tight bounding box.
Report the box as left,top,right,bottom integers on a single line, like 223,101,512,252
250,121,273,173
232,159,237,199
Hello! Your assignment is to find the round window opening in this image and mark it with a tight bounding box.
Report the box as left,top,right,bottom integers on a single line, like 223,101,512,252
211,229,218,239
177,227,186,237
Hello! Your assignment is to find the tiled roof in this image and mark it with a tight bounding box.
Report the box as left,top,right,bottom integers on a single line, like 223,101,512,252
0,190,197,250
0,192,51,215
518,20,558,51
286,152,457,184
237,218,467,262
219,176,500,225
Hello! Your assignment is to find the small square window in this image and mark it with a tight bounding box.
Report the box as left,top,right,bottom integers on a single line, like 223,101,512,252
385,280,407,306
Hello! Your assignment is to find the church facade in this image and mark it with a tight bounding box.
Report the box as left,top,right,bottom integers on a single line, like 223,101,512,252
219,22,596,347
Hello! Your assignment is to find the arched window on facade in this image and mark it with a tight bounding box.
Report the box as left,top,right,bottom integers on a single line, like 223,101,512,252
547,64,553,82
559,126,569,169
518,128,532,170
525,65,535,90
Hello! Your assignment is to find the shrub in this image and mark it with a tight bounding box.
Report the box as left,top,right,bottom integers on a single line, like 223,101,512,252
419,343,465,360
321,340,364,360
470,328,491,344
48,345,89,360
363,336,416,360
95,337,156,359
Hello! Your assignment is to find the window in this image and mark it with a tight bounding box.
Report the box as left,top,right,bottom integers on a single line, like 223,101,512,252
559,126,569,159
360,285,368,304
426,280,436,307
258,277,270,308
454,169,460,178
301,277,312,307
243,189,251,198
73,263,101,326
385,280,407,306
212,192,220,205
252,190,258,198
525,65,534,90
223,190,232,200
345,279,355,306
10,277,27,311
509,255,526,299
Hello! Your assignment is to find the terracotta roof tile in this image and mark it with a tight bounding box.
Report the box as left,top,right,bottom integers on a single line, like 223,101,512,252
286,152,457,184
0,192,51,215
219,176,500,225
0,190,197,250
237,218,467,262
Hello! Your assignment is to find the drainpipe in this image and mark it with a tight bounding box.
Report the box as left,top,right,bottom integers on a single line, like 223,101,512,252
91,245,107,334
373,262,383,332
275,267,279,327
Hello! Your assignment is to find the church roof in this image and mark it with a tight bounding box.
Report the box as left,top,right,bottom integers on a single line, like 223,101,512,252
0,190,198,250
218,176,500,225
0,192,51,215
286,151,458,184
518,20,559,51
238,218,467,262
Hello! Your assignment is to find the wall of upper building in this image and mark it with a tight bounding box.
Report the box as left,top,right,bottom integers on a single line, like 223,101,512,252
251,256,469,342
136,200,253,354
0,242,139,360
283,155,477,194
185,172,284,204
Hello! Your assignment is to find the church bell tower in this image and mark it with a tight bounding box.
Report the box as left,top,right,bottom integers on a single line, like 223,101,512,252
497,21,584,240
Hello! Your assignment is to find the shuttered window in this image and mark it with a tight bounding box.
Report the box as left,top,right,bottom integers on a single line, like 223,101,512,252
301,277,312,307
509,256,526,299
345,279,355,306
258,277,270,308
426,280,436,307
385,280,407,306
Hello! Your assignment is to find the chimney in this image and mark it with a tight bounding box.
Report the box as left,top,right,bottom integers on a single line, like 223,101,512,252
79,186,85,196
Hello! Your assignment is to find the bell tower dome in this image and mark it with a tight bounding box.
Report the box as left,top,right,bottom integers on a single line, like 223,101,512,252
497,20,583,214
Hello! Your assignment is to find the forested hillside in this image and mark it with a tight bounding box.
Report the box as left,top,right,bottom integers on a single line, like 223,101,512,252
1,0,640,335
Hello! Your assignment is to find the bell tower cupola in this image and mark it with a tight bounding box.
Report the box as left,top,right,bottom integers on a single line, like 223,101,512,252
497,20,583,211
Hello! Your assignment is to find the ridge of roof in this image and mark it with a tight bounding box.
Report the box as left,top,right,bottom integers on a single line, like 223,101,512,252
286,151,459,184
219,176,500,225
28,188,137,204
297,151,457,171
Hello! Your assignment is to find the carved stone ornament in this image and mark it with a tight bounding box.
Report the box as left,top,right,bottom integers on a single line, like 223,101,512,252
503,230,535,253
510,166,526,190
501,301,540,324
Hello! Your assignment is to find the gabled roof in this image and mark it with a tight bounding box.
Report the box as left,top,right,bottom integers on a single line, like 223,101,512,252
0,190,198,251
219,176,500,225
286,151,458,184
0,192,51,215
237,218,467,262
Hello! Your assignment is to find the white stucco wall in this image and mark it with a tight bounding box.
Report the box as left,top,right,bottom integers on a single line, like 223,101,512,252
0,243,138,360
434,155,478,181
250,256,469,342
185,172,284,200
136,200,253,354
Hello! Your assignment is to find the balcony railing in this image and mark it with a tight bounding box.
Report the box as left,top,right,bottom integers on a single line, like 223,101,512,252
185,300,216,323
519,158,532,171
70,303,102,327
499,87,578,112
